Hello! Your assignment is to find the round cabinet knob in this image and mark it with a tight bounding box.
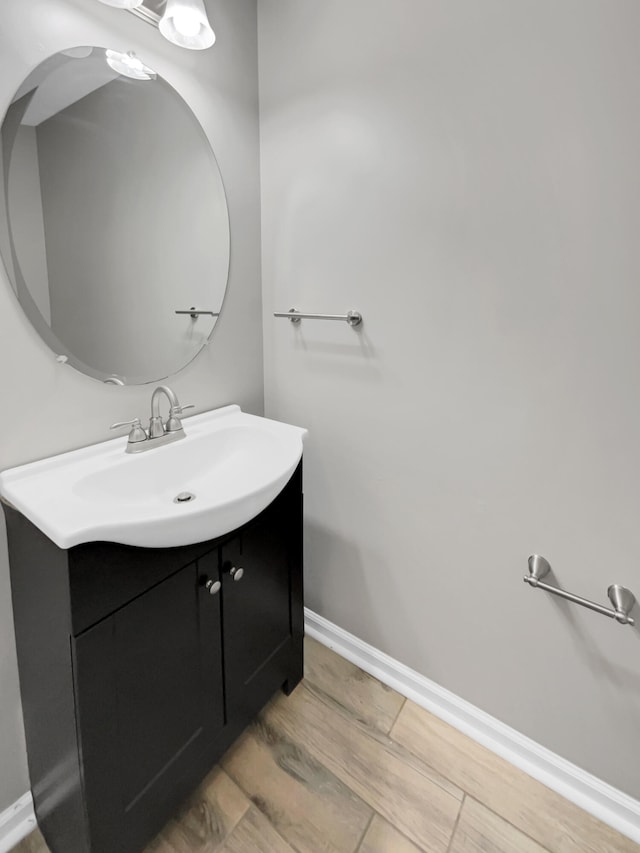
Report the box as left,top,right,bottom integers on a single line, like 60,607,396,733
230,566,244,582
205,579,221,595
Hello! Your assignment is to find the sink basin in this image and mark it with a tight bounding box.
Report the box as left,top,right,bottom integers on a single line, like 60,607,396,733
0,406,307,549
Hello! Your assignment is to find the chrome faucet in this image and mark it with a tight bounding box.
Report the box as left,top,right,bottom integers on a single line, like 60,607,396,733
110,385,194,453
150,385,184,437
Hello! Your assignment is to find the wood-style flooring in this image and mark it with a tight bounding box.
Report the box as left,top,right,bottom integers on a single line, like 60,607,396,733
12,636,640,853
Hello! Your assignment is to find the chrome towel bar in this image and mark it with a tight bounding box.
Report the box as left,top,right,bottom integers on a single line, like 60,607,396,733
175,308,220,319
524,555,636,626
274,308,363,327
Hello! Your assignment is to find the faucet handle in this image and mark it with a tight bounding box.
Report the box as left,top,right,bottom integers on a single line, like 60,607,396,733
165,404,194,433
110,418,147,444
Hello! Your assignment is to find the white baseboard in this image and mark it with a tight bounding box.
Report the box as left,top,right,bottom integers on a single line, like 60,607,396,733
304,607,640,845
0,792,35,853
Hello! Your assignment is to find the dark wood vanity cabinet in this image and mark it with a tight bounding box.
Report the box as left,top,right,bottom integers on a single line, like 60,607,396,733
5,463,303,853
71,557,226,853
222,474,304,719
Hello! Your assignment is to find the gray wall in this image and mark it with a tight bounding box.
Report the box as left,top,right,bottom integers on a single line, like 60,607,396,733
259,0,640,799
7,126,51,323
0,0,262,812
0,136,16,288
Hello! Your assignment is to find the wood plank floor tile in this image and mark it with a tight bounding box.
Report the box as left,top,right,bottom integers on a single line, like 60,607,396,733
391,701,639,853
222,715,373,853
261,683,463,853
218,806,296,853
448,798,548,853
358,814,424,853
9,829,48,853
304,637,405,735
144,767,249,852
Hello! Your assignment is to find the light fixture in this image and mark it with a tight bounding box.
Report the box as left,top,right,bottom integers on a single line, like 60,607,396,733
97,0,144,8
105,49,157,81
159,0,216,50
62,47,94,59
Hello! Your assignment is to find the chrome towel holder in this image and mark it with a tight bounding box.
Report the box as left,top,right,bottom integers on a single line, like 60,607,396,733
175,308,220,319
524,555,636,626
274,308,363,327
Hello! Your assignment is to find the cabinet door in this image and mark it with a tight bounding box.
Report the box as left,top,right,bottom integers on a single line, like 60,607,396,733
221,482,302,722
72,556,223,853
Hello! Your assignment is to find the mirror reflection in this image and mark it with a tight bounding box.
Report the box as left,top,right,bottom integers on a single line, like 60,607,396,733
0,47,230,385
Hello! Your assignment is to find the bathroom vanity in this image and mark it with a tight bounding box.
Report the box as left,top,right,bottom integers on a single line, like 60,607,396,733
0,34,308,853
4,462,303,853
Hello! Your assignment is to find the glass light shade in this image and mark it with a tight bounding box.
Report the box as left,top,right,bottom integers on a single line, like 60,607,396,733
97,0,144,8
105,50,157,81
159,0,216,50
62,47,95,59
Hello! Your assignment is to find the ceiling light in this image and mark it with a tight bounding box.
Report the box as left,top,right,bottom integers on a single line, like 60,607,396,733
97,0,144,8
159,0,216,50
105,50,157,81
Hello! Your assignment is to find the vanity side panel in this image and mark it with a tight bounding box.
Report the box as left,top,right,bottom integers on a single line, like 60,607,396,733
3,505,88,853
286,460,304,694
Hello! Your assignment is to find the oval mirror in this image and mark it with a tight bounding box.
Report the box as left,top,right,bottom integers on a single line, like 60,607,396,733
0,47,230,385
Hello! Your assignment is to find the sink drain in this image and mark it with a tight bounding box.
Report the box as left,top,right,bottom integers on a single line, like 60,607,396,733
174,492,196,504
